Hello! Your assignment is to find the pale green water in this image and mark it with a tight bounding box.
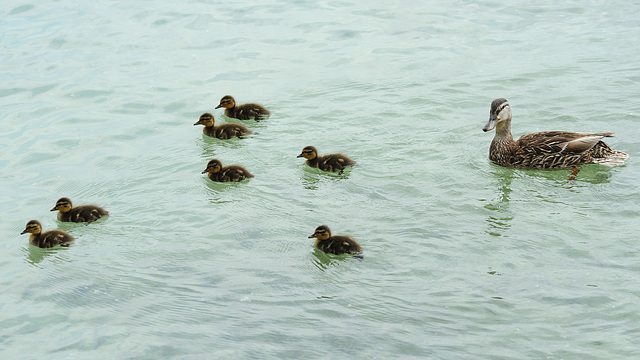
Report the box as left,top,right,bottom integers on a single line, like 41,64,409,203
1,1,640,359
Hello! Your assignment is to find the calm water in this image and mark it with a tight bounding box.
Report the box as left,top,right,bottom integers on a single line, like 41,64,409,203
1,1,640,359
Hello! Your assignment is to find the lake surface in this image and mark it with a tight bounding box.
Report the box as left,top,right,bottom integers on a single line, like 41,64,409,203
1,1,639,359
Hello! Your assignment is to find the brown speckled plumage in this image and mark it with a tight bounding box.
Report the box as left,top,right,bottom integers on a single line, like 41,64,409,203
308,225,362,255
483,98,629,169
50,197,109,223
297,146,356,174
194,113,252,139
202,159,254,182
21,220,74,248
215,95,270,121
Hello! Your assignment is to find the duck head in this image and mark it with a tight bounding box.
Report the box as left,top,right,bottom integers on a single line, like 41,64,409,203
215,95,235,109
50,197,72,213
308,225,331,241
297,146,318,160
202,159,223,174
194,113,215,127
483,98,511,132
21,220,42,235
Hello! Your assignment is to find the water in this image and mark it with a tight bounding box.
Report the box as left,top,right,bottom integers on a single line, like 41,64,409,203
1,1,639,358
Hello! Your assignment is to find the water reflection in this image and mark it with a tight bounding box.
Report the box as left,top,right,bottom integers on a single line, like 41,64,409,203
202,179,245,204
196,133,249,159
310,249,357,270
23,245,70,265
300,168,353,191
484,168,514,237
523,164,614,186
483,164,617,237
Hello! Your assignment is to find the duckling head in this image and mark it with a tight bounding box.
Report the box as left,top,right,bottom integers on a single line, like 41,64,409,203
297,146,318,160
483,98,511,132
215,95,235,109
50,197,72,213
194,113,215,127
202,159,223,174
308,225,332,241
21,220,42,235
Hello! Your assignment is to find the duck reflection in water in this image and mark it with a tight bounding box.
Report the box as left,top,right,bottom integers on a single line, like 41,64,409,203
484,169,514,237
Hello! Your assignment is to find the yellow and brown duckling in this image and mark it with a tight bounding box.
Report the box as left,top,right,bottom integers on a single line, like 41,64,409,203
483,98,629,169
297,146,356,174
194,113,253,139
202,159,254,182
308,225,362,255
215,95,270,121
21,220,74,248
50,197,109,223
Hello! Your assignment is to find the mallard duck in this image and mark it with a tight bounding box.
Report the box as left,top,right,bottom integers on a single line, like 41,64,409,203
194,113,253,139
21,220,74,248
483,98,629,169
215,95,270,121
50,197,109,223
308,225,362,255
297,146,356,174
202,159,254,182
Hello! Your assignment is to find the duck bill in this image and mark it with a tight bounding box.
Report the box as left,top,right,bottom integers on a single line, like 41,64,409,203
308,234,316,238
193,122,201,126
50,207,57,211
215,104,223,109
201,170,208,174
20,229,28,235
483,114,497,132
296,154,304,158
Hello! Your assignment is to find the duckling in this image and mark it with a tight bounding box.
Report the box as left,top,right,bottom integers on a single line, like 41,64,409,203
194,113,253,139
215,95,270,121
50,197,109,223
483,98,629,169
308,225,362,255
21,220,74,248
202,159,254,182
297,146,356,174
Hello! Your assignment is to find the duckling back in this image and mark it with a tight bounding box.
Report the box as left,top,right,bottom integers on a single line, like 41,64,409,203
51,197,109,223
195,113,252,139
209,123,253,139
203,159,254,182
309,225,362,255
21,220,75,248
298,146,355,174
317,153,356,173
230,104,270,121
213,165,254,182
63,205,109,223
215,95,270,121
31,230,75,248
317,235,362,255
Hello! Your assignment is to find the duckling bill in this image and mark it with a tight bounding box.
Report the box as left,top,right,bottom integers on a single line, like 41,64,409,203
50,197,109,223
215,95,270,121
308,225,362,255
194,113,252,139
202,159,254,182
21,220,74,248
483,98,629,169
297,146,356,174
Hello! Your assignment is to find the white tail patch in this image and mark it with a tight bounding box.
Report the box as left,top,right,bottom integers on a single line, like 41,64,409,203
593,151,629,166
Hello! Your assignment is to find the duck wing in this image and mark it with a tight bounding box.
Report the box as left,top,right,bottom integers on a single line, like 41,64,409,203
516,131,614,155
